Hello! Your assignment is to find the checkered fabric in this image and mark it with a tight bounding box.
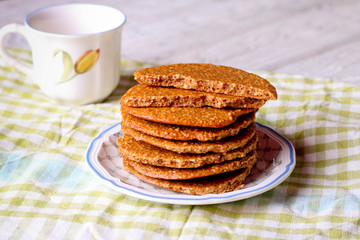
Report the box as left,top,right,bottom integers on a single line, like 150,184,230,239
0,49,359,239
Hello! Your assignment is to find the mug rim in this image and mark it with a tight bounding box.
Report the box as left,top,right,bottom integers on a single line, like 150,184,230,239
24,3,127,37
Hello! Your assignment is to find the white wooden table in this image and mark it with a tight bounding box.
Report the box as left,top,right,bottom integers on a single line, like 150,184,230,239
1,0,360,86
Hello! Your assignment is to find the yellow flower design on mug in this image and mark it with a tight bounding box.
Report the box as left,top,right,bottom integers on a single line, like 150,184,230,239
74,49,100,74
54,48,100,84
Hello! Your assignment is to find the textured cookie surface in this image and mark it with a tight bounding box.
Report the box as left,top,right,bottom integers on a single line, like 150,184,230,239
133,63,277,100
121,104,255,128
121,84,266,108
123,159,254,195
118,133,258,168
126,150,257,180
121,112,255,141
121,122,257,154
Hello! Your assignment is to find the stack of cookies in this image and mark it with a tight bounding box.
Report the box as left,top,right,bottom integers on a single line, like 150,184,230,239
118,63,277,195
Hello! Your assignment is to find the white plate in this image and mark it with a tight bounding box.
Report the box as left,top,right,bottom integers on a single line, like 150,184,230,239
86,122,296,205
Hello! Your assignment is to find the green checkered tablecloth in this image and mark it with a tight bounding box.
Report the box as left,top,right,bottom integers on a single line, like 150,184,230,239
1,49,360,239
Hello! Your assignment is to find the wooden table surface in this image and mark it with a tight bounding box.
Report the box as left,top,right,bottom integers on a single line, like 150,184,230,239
1,0,359,86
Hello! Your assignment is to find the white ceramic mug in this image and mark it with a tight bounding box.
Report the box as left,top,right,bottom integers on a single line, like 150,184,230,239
0,3,126,105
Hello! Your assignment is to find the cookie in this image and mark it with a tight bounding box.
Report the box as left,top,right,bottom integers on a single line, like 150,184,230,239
121,112,255,141
133,63,277,100
122,122,257,154
121,84,266,109
118,133,258,168
123,158,254,195
125,150,257,180
121,104,256,128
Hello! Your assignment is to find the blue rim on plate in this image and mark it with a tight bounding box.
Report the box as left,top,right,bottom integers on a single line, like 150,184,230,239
86,122,296,205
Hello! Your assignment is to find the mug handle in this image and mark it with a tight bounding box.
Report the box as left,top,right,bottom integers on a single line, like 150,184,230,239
0,23,33,76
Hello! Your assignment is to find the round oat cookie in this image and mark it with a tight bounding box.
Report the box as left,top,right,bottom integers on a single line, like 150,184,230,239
133,63,277,100
123,159,255,195
118,134,258,168
121,111,255,141
121,122,257,154
121,84,266,108
125,150,257,180
121,104,255,128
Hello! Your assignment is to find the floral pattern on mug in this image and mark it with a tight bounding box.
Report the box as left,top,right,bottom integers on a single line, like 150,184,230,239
75,49,100,74
54,48,100,84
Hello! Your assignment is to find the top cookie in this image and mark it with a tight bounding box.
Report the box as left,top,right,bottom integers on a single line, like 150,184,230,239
133,63,277,100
